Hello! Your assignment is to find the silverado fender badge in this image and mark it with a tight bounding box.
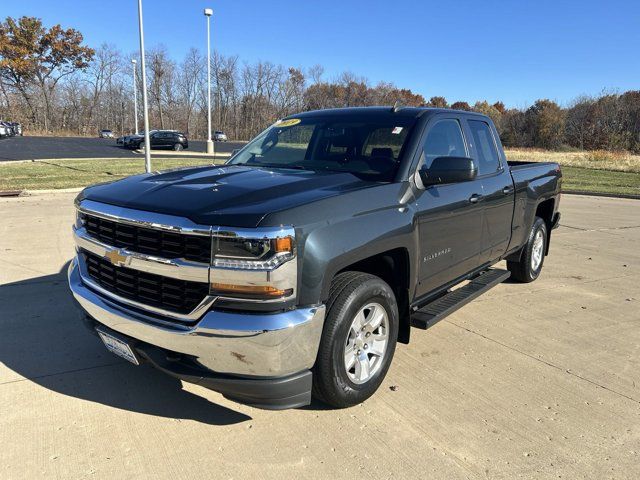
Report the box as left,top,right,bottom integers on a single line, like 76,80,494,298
424,247,452,262
105,249,128,267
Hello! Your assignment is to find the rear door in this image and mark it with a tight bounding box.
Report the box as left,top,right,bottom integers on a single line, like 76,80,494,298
413,115,485,298
464,118,514,263
150,132,162,148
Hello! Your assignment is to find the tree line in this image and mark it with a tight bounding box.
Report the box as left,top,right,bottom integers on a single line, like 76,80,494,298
1,16,639,152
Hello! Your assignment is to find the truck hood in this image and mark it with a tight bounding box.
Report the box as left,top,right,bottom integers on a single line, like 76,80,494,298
80,164,376,227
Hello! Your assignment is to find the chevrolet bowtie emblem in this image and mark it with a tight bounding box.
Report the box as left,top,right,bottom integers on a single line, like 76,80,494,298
105,249,128,266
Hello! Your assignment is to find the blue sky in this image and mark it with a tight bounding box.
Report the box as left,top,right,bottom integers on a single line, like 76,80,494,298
4,0,639,107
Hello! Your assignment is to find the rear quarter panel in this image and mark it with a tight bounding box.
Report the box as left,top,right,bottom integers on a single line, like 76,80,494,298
508,162,562,252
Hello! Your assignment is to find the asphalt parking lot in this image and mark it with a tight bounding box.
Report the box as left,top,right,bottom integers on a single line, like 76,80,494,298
0,135,245,161
1,193,639,479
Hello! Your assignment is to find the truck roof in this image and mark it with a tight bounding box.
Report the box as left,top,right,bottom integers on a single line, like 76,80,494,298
291,106,489,120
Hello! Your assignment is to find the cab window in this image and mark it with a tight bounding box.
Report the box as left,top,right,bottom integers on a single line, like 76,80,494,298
468,120,500,175
422,119,466,168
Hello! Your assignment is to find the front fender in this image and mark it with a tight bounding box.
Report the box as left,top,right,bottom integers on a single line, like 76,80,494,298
297,205,416,306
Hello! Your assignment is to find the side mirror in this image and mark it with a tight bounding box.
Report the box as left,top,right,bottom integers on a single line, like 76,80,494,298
419,156,477,187
231,148,240,156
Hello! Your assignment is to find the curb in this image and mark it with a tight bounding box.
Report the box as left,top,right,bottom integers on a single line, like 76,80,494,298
25,187,85,195
563,190,640,200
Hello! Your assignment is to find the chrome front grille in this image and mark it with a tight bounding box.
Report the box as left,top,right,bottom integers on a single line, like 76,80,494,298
83,213,211,263
81,250,209,315
75,200,215,320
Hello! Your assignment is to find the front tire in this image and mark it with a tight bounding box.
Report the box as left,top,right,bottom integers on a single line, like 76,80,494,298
508,216,548,283
313,272,398,408
173,143,183,151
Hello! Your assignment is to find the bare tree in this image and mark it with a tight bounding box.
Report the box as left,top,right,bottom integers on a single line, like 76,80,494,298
177,48,204,136
85,44,120,129
146,46,174,129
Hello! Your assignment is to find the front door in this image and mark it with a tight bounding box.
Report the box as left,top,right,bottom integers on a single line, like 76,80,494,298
413,117,484,299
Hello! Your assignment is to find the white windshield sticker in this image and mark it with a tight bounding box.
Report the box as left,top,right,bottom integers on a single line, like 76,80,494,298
392,126,403,134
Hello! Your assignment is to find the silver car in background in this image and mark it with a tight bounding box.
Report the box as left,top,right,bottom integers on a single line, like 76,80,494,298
213,130,228,142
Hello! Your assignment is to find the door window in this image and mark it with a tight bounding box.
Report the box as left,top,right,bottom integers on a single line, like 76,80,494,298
468,120,500,175
422,119,466,168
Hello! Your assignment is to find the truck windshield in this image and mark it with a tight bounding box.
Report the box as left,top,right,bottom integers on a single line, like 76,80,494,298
229,115,416,182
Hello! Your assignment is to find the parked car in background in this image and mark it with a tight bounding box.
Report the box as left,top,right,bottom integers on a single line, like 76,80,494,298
119,131,149,147
1,121,16,136
99,129,115,138
10,122,22,136
0,124,7,137
127,130,188,151
121,129,172,148
214,130,228,142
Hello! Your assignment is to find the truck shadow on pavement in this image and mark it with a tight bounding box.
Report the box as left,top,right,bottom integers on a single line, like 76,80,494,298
0,263,251,425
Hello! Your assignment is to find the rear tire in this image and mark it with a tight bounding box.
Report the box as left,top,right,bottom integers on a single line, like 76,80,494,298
507,216,548,283
313,272,398,408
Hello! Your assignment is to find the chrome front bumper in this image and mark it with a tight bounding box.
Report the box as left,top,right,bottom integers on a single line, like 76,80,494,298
68,257,326,377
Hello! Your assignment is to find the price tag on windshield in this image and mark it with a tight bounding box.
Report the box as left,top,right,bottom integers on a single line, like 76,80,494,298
392,126,403,134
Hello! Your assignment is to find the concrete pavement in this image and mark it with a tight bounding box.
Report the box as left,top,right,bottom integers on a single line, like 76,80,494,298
0,193,639,479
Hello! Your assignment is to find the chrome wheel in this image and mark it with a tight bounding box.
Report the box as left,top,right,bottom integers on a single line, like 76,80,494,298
344,302,389,385
531,230,544,271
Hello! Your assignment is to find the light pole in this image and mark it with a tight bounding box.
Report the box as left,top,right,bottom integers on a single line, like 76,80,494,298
204,8,214,156
137,0,151,173
131,59,139,134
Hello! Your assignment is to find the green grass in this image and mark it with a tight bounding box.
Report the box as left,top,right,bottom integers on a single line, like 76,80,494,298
1,155,639,196
0,157,225,191
560,166,640,196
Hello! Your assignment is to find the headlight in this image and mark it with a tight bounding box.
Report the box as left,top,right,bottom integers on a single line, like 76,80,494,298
210,227,297,301
213,234,294,269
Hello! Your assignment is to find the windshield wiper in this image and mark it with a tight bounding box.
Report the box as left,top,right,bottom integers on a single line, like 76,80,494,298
239,163,311,171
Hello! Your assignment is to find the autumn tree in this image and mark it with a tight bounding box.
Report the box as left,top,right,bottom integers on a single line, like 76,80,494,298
492,101,506,114
427,96,448,108
565,96,593,150
0,16,93,130
500,109,529,147
451,101,471,111
526,99,565,149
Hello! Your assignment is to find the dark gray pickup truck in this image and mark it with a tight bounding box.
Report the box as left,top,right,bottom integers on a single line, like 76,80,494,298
68,107,561,409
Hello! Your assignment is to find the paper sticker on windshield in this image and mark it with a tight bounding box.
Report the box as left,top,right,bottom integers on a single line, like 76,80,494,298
275,118,302,128
392,126,403,134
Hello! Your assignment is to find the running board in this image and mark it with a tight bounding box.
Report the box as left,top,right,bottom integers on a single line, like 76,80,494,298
410,268,511,330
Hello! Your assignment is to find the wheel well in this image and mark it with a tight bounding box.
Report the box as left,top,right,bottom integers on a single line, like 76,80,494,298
536,198,555,227
536,198,555,254
336,248,412,344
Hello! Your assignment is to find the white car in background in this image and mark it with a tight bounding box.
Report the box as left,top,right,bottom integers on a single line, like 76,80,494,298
214,130,228,142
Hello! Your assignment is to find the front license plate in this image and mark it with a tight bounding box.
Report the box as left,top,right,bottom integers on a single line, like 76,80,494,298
96,328,140,365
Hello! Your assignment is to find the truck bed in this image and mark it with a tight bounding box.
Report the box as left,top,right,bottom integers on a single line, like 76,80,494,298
506,160,562,253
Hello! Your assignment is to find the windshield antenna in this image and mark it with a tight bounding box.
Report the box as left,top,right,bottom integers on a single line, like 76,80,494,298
391,100,402,113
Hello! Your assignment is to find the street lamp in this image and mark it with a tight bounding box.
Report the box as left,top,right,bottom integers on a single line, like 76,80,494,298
131,59,139,134
204,8,214,156
137,0,151,173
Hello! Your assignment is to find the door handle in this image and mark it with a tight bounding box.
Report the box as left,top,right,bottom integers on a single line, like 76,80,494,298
502,186,514,195
469,194,481,204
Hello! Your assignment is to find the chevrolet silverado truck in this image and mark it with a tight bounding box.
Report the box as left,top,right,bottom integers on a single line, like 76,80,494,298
68,107,561,409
